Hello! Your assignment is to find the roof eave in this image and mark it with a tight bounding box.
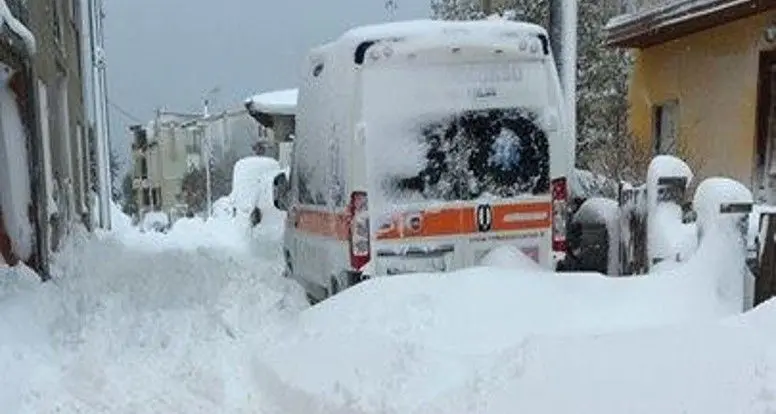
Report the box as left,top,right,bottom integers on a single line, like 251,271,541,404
605,0,776,49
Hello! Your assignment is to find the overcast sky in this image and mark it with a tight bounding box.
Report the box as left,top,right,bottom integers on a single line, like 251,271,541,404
104,0,430,166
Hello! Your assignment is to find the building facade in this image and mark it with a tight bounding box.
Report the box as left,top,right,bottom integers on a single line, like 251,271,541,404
0,0,91,274
606,0,776,202
0,0,38,267
245,88,297,167
29,0,91,256
131,108,262,220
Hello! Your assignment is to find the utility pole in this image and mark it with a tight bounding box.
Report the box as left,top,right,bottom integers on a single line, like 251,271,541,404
87,0,111,230
561,0,578,166
548,0,563,76
202,98,212,219
385,0,397,21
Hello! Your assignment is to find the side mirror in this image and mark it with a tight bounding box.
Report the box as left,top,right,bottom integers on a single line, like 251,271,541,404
273,172,289,211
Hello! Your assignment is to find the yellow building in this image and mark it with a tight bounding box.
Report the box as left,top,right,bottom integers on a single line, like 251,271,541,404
606,0,776,202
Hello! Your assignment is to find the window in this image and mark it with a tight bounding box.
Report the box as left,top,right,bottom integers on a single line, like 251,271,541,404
387,107,550,202
141,188,150,207
653,100,679,155
154,188,162,209
140,157,148,178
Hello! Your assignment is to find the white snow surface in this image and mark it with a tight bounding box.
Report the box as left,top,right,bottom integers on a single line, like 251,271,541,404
0,208,308,413
246,89,297,116
0,72,33,261
1,156,774,413
255,177,764,413
646,155,695,269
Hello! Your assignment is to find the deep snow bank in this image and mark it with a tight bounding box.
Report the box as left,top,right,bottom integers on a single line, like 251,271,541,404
254,178,761,413
0,222,307,413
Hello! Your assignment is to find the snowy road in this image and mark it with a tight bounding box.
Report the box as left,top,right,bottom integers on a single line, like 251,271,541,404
0,218,309,413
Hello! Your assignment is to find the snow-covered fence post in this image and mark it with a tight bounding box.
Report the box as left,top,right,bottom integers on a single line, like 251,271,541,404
646,156,694,271
617,182,647,275
756,212,776,306
694,178,754,312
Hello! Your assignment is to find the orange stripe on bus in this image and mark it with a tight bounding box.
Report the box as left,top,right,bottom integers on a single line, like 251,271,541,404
292,208,350,240
291,202,552,241
492,202,552,232
376,202,552,240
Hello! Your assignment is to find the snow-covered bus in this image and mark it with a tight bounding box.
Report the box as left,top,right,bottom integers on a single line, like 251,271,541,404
272,19,572,302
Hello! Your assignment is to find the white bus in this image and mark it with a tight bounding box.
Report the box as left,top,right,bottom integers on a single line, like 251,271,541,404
273,19,573,303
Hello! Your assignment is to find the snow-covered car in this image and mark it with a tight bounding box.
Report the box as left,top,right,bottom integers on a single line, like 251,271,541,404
225,156,287,227
140,211,170,233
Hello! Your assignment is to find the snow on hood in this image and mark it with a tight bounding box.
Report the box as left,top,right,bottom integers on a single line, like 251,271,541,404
245,89,297,116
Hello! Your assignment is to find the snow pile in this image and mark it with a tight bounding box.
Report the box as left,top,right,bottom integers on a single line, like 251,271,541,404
139,211,169,233
0,70,33,261
109,199,135,234
646,155,696,269
245,89,297,116
478,245,542,271
230,156,281,214
0,217,308,413
254,178,760,412
570,168,619,200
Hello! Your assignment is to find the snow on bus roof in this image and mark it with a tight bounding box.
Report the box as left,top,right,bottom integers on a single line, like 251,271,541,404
245,88,297,116
338,19,548,44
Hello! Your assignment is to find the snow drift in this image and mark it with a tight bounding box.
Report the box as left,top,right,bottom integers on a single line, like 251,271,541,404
253,177,764,413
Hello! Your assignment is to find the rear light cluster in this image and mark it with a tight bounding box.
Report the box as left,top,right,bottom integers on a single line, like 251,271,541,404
348,191,370,270
551,177,568,253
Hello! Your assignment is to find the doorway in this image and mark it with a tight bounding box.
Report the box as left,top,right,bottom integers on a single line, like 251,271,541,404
755,50,776,203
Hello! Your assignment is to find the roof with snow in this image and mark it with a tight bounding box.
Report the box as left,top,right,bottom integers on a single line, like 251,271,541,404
0,0,35,55
244,89,297,117
338,19,548,44
605,0,775,48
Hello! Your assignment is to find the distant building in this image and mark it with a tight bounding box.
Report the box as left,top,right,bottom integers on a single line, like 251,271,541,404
245,88,297,168
131,108,263,220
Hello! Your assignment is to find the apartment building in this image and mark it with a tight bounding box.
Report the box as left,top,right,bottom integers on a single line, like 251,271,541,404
131,108,262,220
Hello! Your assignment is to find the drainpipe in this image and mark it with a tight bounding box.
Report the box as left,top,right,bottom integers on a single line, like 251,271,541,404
548,0,563,77
24,57,49,278
87,0,111,230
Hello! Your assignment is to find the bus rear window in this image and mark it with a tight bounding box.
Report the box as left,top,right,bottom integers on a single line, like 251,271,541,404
376,107,550,203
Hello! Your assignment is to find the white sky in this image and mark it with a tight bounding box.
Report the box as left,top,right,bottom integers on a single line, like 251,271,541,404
104,0,430,170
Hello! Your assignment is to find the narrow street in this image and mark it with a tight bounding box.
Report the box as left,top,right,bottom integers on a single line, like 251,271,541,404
0,215,308,413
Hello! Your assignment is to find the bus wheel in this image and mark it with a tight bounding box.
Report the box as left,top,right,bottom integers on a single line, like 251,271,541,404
306,293,319,306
